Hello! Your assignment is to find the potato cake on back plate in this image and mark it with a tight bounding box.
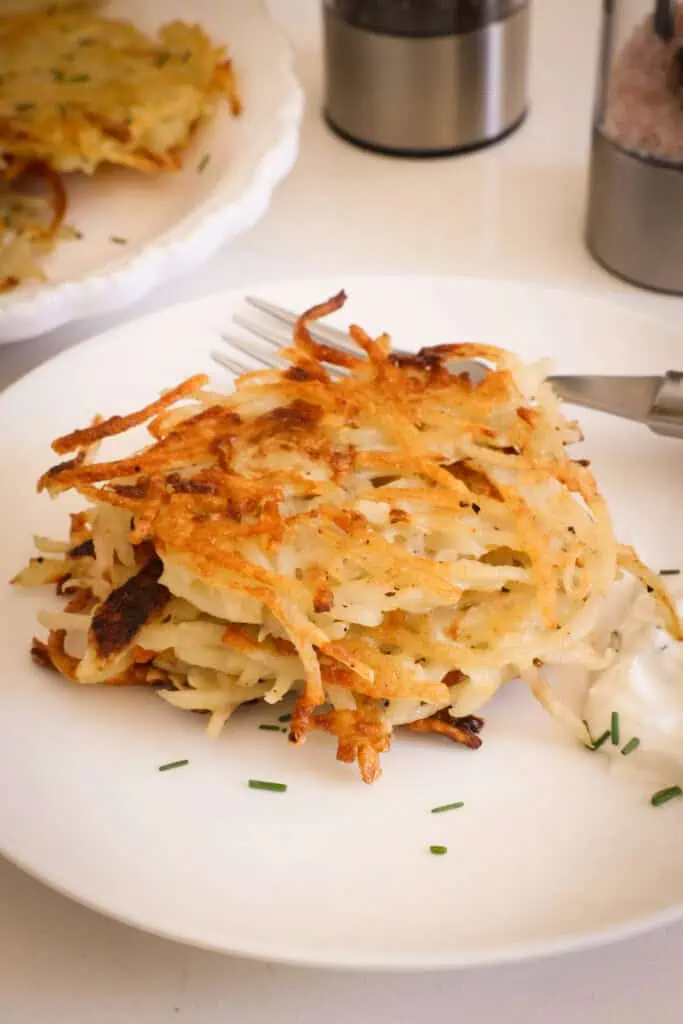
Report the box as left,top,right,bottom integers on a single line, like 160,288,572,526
0,1,240,175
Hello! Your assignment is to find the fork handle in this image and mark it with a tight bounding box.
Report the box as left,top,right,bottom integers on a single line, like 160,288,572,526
649,372,683,438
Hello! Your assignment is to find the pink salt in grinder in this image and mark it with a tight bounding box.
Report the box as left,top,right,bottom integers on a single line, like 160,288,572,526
586,0,683,293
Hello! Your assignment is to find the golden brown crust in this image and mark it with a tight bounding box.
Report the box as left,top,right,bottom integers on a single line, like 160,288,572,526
308,701,391,784
30,637,54,671
49,374,208,457
403,709,483,750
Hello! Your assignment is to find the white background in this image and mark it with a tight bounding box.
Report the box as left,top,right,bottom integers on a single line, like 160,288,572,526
2,1,683,1020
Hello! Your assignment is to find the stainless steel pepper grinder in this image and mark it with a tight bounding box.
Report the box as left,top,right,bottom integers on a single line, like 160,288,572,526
323,1,530,157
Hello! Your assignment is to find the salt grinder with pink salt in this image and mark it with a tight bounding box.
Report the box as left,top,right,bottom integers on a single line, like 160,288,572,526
586,0,683,293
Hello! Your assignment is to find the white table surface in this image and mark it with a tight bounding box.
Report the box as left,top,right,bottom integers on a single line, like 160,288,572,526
2,1,683,1020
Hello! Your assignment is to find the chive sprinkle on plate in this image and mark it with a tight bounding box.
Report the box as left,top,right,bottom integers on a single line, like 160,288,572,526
589,729,611,751
659,569,680,576
621,736,640,756
430,801,464,814
278,713,292,723
158,759,189,772
429,845,448,856
198,152,211,173
610,710,620,746
651,785,683,807
248,779,287,793
258,723,281,732
110,235,127,245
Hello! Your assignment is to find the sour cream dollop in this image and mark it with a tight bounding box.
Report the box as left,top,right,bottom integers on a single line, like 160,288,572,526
585,579,683,783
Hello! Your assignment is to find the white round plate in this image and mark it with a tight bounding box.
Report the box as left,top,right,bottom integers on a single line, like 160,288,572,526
2,275,683,971
0,0,303,345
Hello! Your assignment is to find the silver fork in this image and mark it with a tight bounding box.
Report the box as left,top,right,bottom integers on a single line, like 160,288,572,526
213,296,683,439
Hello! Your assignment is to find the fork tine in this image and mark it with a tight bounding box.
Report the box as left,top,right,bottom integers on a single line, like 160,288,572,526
223,331,283,370
232,313,291,349
244,295,361,358
244,296,492,384
216,329,347,381
235,297,490,389
211,349,251,375
232,314,348,377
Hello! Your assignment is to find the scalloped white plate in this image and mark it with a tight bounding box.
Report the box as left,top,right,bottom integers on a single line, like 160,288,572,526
3,276,683,970
0,0,303,345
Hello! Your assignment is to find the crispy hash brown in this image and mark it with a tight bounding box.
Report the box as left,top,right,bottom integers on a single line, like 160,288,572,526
13,292,681,783
0,3,240,175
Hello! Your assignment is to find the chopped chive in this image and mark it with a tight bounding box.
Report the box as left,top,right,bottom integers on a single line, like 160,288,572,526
68,74,90,83
248,779,287,792
651,785,683,807
197,152,211,173
582,719,595,747
258,723,281,732
659,569,680,576
621,736,640,756
431,801,464,814
610,710,620,746
158,759,189,772
72,229,83,240
15,102,34,113
278,713,292,723
110,235,127,245
589,729,611,751
51,67,66,82
155,52,171,67
429,845,448,856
